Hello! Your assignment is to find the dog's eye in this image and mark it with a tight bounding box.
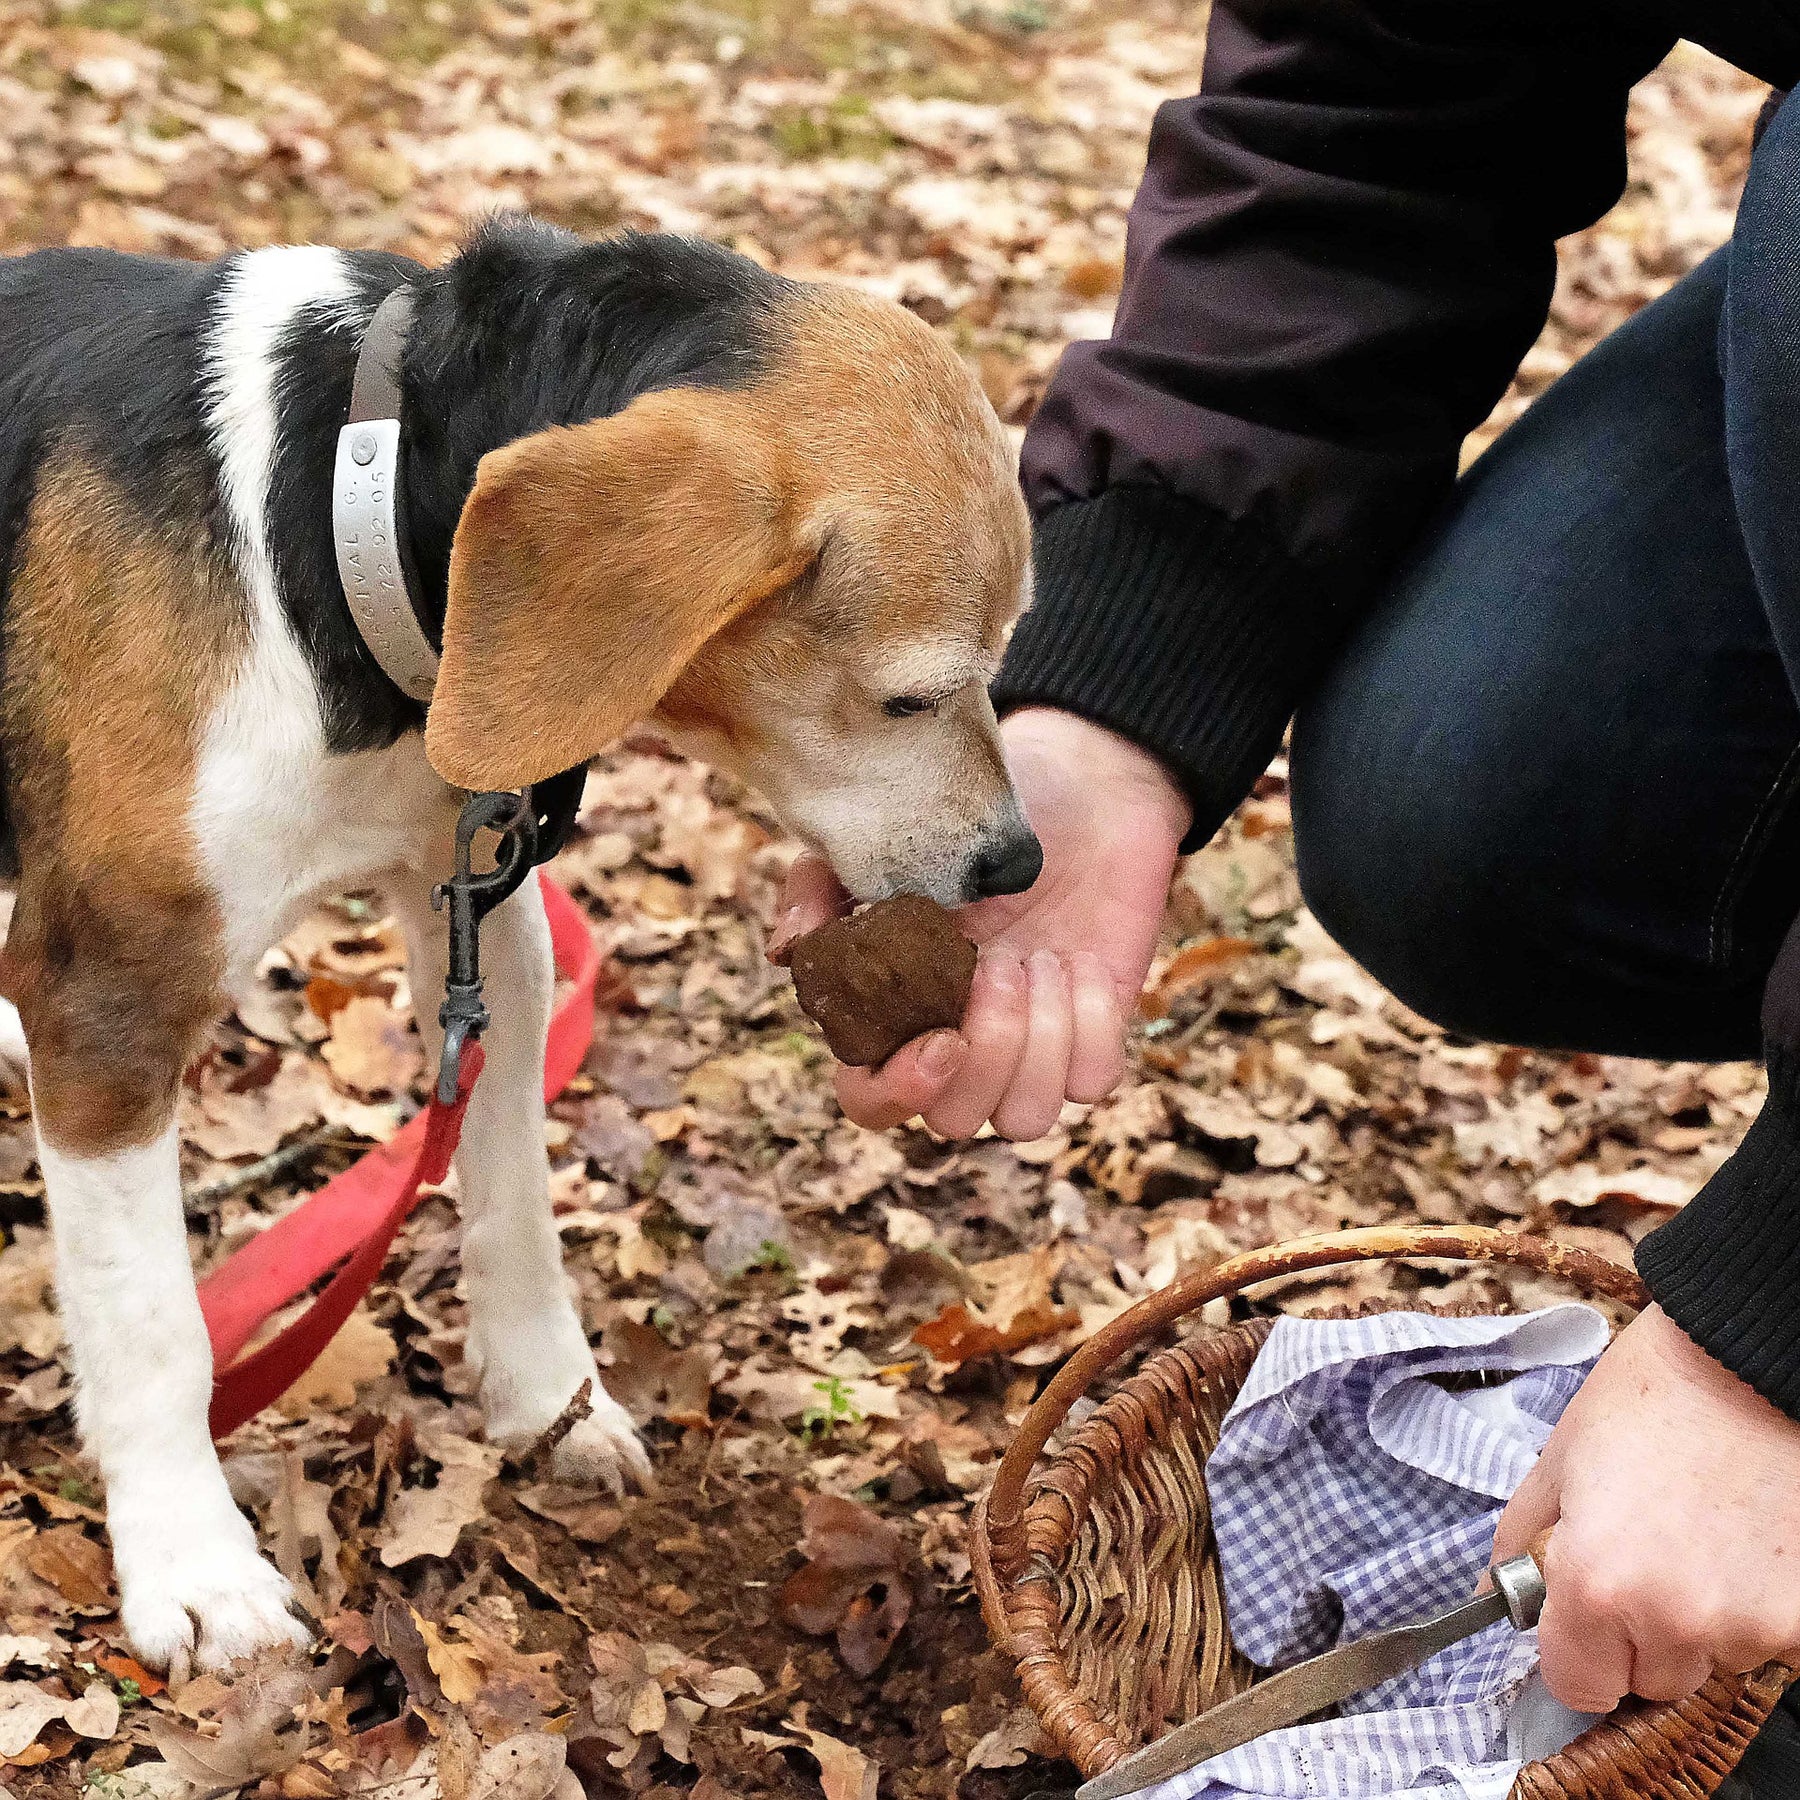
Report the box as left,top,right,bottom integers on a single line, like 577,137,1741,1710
883,694,938,718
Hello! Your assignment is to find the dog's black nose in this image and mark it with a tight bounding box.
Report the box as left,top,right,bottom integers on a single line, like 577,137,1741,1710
969,828,1044,899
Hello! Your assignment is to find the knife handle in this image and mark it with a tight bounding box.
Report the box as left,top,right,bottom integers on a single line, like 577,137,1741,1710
1493,1551,1549,1630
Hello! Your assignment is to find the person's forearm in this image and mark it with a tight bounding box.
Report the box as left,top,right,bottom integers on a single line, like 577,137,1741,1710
992,493,1329,851
1637,914,1800,1416
1637,1043,1800,1418
1002,0,1676,848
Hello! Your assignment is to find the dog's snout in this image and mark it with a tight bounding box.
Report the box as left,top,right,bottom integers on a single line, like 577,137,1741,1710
969,827,1044,899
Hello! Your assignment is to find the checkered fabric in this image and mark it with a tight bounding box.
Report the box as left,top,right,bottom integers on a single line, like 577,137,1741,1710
1140,1306,1611,1800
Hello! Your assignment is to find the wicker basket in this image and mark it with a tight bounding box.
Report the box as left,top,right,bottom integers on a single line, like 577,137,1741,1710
972,1224,1794,1799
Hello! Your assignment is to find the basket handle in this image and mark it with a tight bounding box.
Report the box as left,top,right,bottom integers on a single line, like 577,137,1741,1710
984,1224,1647,1543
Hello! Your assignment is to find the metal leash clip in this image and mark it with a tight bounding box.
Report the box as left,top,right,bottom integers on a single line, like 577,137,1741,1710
432,789,540,1102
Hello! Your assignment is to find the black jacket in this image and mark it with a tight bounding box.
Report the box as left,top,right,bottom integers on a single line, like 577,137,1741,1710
992,2,1800,1410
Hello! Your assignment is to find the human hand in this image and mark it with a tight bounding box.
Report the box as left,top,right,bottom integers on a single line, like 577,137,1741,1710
769,706,1191,1140
1491,1303,1800,1711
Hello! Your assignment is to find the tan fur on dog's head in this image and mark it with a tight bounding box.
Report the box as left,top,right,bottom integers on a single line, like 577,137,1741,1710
426,283,1038,904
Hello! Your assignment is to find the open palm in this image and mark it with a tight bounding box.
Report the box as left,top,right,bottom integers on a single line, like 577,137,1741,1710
773,707,1191,1139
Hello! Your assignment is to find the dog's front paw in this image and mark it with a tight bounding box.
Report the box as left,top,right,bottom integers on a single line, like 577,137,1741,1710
549,1383,655,1494
489,1371,654,1496
115,1509,310,1681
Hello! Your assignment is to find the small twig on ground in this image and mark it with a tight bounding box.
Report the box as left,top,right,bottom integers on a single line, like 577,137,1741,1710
183,1125,344,1216
507,1378,594,1479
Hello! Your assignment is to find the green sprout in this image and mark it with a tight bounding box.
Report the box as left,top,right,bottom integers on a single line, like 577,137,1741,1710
750,1238,796,1275
798,1375,864,1444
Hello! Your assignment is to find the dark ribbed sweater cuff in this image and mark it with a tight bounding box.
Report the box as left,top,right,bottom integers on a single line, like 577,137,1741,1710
992,489,1334,852
1638,1044,1800,1420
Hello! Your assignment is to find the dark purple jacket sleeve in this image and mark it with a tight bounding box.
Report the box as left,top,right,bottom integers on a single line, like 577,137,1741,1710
995,0,1677,848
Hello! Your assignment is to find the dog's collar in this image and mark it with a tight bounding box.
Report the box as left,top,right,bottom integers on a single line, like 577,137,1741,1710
332,286,441,705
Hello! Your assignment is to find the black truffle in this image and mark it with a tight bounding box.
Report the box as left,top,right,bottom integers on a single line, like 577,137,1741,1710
789,895,978,1067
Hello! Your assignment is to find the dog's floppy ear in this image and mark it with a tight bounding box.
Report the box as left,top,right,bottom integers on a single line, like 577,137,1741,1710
425,385,809,791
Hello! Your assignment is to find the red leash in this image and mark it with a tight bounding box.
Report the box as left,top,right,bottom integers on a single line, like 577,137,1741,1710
198,873,602,1439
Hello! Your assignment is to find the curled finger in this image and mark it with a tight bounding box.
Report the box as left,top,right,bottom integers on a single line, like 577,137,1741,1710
990,950,1074,1141
768,853,851,964
1628,1632,1715,1704
921,949,1030,1139
1693,1605,1800,1679
1535,1551,1634,1717
1065,950,1126,1104
1489,1462,1561,1575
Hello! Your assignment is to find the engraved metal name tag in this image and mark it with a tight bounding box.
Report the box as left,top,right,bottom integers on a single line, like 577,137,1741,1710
332,418,440,703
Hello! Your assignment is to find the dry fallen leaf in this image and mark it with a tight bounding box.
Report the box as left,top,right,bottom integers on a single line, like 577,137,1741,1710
684,1665,764,1710
185,1056,331,1162
0,1686,65,1761
24,1526,113,1611
800,1724,880,1800
143,1664,315,1792
416,1612,561,1733
0,1638,56,1674
575,1093,655,1181
588,1632,666,1742
92,1648,163,1699
913,1246,1077,1366
274,1304,395,1417
269,1455,345,1615
466,1731,567,1800
417,1616,485,1708
321,994,421,1097
1531,1164,1697,1210
515,1484,625,1545
379,1432,502,1568
601,1318,713,1428
720,1361,902,1426
1141,935,1259,1018
0,1231,59,1363
778,1494,913,1677
964,1705,1047,1770
0,1678,120,1759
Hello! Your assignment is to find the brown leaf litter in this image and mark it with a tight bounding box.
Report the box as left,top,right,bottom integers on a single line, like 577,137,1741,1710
0,5,1773,1798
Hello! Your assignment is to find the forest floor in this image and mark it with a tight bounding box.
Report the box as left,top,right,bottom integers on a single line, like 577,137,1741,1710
0,4,1775,1797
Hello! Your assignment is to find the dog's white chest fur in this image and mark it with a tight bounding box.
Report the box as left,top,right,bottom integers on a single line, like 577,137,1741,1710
193,245,455,992
193,709,451,995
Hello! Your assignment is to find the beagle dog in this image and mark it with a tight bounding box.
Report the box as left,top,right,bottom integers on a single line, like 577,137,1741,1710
0,216,1040,1676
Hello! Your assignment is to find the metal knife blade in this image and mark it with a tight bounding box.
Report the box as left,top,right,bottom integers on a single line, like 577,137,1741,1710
1075,1551,1549,1800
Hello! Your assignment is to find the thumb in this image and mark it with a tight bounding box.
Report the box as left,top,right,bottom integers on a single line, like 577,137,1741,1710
1490,1455,1563,1574
769,853,852,965
835,1029,969,1130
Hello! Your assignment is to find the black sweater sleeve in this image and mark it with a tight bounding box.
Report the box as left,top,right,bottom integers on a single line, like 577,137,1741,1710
1638,917,1800,1419
995,0,1677,847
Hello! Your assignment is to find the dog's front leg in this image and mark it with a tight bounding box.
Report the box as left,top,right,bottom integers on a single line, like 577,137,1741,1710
386,871,650,1492
37,1118,309,1676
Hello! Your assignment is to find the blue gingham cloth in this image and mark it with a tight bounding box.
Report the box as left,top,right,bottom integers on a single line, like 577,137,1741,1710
1140,1306,1611,1800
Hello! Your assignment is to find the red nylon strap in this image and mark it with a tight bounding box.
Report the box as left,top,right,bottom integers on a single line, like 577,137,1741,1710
198,873,602,1439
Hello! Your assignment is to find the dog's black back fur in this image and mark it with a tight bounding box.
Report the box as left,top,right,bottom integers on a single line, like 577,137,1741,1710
0,218,791,861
